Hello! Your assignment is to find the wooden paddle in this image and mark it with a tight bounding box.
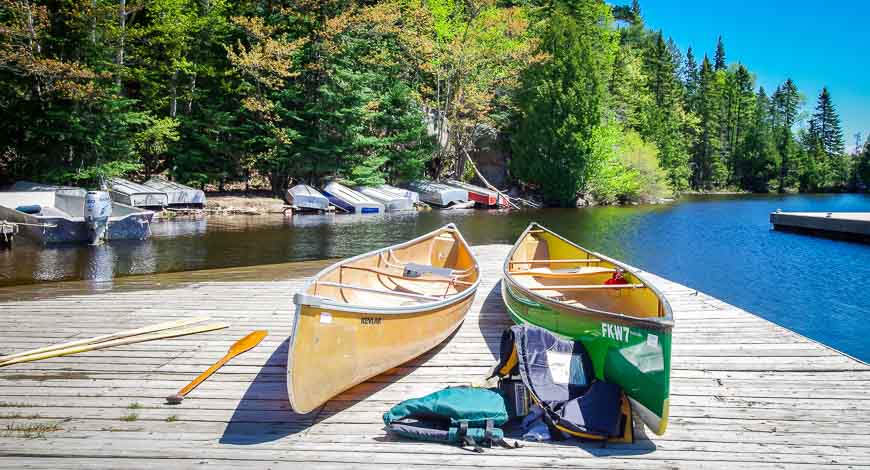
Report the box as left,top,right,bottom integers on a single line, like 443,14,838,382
0,322,230,368
166,330,268,404
0,316,211,363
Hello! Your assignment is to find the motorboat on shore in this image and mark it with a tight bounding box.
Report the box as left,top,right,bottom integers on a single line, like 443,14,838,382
0,188,153,244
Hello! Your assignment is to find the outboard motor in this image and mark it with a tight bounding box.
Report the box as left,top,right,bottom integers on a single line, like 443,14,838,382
84,190,112,244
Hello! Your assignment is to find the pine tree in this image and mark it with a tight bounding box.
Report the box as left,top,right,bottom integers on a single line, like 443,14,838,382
691,55,724,189
682,47,699,106
714,36,726,71
737,87,777,190
610,45,651,130
857,140,870,189
810,88,845,159
511,2,618,205
641,32,690,190
722,64,755,185
771,79,801,192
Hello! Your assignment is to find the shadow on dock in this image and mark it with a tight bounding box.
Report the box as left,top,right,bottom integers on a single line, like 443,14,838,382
219,338,312,444
478,281,511,356
220,326,461,445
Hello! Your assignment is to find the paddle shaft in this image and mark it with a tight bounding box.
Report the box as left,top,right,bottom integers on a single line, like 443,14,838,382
167,330,267,403
0,323,229,368
176,353,232,398
0,316,211,362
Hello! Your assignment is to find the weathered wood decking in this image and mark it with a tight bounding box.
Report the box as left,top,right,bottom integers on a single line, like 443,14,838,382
0,244,868,469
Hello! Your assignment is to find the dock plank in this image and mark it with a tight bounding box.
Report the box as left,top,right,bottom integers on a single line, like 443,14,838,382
0,244,867,469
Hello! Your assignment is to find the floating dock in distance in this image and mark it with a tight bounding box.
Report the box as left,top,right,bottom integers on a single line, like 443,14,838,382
0,244,866,468
770,211,870,243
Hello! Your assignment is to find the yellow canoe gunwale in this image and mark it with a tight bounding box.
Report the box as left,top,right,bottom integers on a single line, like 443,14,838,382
287,223,480,413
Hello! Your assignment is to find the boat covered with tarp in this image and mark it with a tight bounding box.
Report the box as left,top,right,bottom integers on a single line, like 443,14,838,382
286,184,330,212
406,181,468,208
321,181,384,214
143,176,205,207
501,222,673,435
288,224,479,413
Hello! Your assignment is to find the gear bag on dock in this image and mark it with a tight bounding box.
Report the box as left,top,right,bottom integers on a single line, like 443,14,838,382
490,325,634,443
382,386,520,452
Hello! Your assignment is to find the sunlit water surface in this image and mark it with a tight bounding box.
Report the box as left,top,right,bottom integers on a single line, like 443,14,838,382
1,193,869,361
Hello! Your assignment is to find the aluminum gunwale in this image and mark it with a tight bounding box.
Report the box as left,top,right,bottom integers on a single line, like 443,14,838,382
502,222,674,331
287,223,479,412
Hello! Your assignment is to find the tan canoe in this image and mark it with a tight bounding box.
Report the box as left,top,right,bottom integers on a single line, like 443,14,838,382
287,224,479,413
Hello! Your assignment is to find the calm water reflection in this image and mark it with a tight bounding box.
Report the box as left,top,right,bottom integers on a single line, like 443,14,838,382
1,193,869,361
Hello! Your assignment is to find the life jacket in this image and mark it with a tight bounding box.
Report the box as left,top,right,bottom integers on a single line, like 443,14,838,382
382,386,521,452
490,325,634,443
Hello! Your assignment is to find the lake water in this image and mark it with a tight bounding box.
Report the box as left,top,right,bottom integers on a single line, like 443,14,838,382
1,193,869,361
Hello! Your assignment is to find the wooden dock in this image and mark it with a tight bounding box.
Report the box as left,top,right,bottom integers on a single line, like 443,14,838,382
0,244,868,468
771,211,870,242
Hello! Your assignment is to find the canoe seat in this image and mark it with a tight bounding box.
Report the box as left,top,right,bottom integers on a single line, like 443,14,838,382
509,267,616,278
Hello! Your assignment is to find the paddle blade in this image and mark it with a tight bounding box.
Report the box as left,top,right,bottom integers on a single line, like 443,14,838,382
228,330,268,356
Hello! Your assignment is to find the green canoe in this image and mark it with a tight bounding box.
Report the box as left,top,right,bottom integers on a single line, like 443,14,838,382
501,223,674,435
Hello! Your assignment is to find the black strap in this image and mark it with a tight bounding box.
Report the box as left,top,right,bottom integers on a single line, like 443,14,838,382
462,435,483,453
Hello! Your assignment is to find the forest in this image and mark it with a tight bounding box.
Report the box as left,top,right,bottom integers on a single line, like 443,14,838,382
2,0,869,206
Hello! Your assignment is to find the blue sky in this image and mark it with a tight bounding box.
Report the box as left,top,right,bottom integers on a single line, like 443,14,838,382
617,1,869,151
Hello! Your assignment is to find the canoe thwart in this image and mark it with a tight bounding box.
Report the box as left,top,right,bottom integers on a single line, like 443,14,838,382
315,281,444,300
509,259,601,265
526,284,646,291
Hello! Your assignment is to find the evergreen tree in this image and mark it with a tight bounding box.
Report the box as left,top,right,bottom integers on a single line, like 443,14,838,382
610,45,651,130
618,0,647,47
737,87,777,190
714,36,726,71
691,55,724,189
511,2,618,205
723,64,755,184
682,47,699,106
642,32,690,190
857,140,870,189
771,79,801,192
809,88,845,156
